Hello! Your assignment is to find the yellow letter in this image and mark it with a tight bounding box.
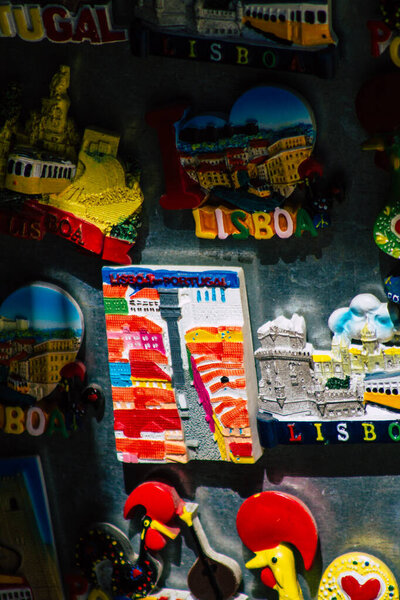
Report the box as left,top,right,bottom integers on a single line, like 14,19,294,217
193,207,217,239
390,36,400,67
188,39,197,58
12,5,44,41
4,406,25,434
313,423,325,442
0,5,14,37
252,212,274,239
88,589,112,600
362,422,377,441
236,46,249,64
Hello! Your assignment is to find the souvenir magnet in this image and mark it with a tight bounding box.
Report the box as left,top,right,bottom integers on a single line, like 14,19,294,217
102,265,262,464
236,491,318,600
150,87,342,241
0,282,103,437
255,293,400,447
131,1,337,76
0,66,143,263
318,552,398,600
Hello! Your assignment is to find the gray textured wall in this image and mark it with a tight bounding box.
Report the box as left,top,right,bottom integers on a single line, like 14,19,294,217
2,0,400,597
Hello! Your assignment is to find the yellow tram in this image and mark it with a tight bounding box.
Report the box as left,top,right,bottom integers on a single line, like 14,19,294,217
242,2,336,47
5,147,76,195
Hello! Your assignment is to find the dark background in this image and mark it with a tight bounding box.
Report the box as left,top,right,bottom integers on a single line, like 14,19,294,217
2,0,400,597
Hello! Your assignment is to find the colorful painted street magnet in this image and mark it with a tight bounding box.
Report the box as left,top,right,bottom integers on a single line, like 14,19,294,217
0,282,103,437
318,553,398,600
0,66,143,263
374,201,400,258
102,265,262,463
131,0,337,77
255,292,400,447
236,491,318,600
149,87,342,241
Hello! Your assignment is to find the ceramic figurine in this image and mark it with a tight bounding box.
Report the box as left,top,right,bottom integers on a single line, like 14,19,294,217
150,87,341,240
0,456,64,599
179,501,241,600
131,0,336,76
255,293,400,447
0,282,103,437
77,481,244,600
0,66,143,263
318,552,399,600
102,265,262,463
236,491,318,600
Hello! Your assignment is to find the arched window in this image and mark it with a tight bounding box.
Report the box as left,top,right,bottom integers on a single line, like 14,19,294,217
54,166,58,178
24,163,32,177
41,164,47,178
15,161,22,175
48,166,53,177
317,10,326,23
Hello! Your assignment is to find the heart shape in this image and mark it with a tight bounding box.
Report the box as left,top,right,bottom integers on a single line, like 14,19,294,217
341,575,381,600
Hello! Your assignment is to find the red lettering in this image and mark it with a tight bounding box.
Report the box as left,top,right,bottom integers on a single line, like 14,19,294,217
95,6,127,43
367,20,392,57
287,423,302,442
73,7,100,43
59,218,72,237
42,6,73,42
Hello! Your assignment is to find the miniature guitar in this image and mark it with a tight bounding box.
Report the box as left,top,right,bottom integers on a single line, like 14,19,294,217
179,502,241,600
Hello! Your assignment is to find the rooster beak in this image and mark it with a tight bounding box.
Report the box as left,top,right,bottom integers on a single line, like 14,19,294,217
149,518,180,539
246,543,304,600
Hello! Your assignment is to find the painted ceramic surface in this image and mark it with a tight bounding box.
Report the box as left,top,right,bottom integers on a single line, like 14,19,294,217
255,293,400,446
318,553,399,600
176,86,316,204
0,66,143,263
0,282,83,403
102,266,261,464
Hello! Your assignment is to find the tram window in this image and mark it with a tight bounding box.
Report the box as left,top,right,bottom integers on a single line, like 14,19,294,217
48,166,52,177
246,9,250,16
291,10,294,20
279,13,285,21
296,10,301,21
68,168,72,178
58,168,63,178
41,164,47,178
270,14,276,21
24,163,32,177
318,10,326,23
305,10,315,23
15,161,22,176
258,12,262,19
7,159,14,174
264,13,269,20
252,10,257,17
54,166,58,178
